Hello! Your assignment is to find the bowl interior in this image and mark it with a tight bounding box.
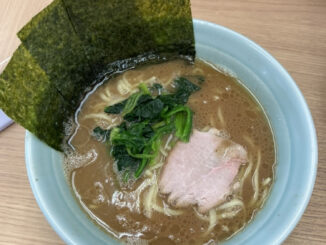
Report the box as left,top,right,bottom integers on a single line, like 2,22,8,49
25,19,318,245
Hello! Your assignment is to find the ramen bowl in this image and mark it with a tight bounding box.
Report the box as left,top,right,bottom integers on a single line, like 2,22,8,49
25,19,318,245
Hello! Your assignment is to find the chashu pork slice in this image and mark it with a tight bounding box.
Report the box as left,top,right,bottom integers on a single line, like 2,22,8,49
159,129,247,213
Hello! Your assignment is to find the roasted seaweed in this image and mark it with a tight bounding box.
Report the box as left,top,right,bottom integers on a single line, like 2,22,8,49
0,0,195,151
18,0,95,108
0,45,70,150
62,0,195,73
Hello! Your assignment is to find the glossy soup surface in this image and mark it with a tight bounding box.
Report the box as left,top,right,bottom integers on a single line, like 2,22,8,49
65,59,275,245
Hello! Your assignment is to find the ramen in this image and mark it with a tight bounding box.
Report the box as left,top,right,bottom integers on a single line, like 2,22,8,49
64,59,275,245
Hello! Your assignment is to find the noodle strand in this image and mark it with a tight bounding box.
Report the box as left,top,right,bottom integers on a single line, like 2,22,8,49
250,149,262,205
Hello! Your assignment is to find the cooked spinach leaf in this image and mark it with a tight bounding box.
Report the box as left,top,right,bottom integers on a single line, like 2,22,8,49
92,126,111,142
104,85,152,115
122,83,151,116
151,83,163,95
111,145,140,172
124,98,164,122
162,105,193,142
158,77,200,108
104,101,127,114
94,77,201,179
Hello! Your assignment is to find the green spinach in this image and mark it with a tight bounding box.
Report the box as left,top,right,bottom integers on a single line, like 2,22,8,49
94,77,202,179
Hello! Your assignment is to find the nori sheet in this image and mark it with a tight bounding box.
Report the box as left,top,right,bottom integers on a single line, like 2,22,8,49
0,45,70,151
18,0,95,107
0,0,195,151
62,0,195,73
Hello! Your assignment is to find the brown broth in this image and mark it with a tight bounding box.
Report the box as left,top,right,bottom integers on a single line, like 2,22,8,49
65,59,275,244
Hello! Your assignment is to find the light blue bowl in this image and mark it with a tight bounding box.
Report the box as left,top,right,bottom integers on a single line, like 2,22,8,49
25,19,318,245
